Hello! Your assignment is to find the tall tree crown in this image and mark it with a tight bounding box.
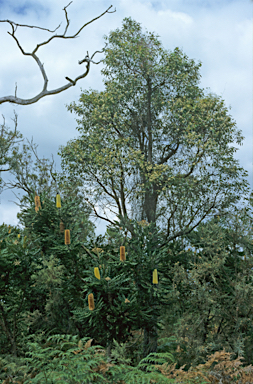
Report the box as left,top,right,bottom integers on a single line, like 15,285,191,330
60,17,249,240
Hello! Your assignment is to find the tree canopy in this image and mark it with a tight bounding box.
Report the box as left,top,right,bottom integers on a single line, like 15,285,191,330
60,17,250,242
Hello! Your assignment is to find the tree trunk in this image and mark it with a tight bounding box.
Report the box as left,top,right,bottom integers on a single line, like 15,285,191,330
142,324,158,358
0,311,18,357
142,188,158,223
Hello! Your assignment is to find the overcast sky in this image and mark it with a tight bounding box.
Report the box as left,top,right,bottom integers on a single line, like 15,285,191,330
0,0,252,235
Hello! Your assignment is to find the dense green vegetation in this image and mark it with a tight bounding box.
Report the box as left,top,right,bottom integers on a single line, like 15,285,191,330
1,17,253,384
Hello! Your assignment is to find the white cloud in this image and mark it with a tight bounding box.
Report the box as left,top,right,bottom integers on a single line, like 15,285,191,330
157,9,193,24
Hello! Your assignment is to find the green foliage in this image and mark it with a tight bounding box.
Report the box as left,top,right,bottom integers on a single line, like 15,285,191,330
0,223,42,357
0,113,23,192
0,354,31,383
0,190,95,357
18,193,96,339
159,201,253,368
137,351,175,373
23,334,106,384
0,333,176,383
110,338,132,365
72,217,178,359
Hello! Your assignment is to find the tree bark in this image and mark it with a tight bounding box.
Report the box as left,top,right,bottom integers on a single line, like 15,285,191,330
143,187,158,223
0,302,18,357
142,324,158,358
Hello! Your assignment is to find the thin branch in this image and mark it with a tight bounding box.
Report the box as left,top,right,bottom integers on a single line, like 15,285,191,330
63,2,72,35
87,168,117,201
177,147,206,179
160,190,220,248
81,245,97,260
0,19,62,33
0,168,12,172
31,5,115,53
84,198,114,225
109,176,122,216
158,142,180,165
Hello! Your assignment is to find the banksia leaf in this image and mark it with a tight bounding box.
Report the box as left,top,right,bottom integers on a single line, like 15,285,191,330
23,236,27,249
153,269,158,284
34,195,41,212
59,221,65,233
120,246,126,261
65,229,70,245
94,267,101,280
56,193,61,208
88,293,95,310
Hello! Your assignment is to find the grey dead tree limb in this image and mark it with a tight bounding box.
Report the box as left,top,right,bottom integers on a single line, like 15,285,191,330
0,1,115,105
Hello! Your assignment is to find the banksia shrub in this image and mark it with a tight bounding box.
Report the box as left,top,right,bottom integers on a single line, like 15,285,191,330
65,229,70,245
34,195,41,212
120,246,126,261
94,267,101,280
153,269,158,284
56,193,61,208
88,293,95,310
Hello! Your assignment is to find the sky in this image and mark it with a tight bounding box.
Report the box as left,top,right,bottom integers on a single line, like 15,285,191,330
0,0,252,235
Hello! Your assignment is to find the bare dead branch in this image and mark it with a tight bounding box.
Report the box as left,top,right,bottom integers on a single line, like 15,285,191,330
0,19,62,33
0,3,116,106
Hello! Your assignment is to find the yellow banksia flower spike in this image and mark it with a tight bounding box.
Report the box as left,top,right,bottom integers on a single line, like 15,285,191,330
17,234,21,239
94,267,100,280
56,193,61,208
125,298,130,303
120,246,126,261
8,226,11,234
88,293,95,310
65,229,70,245
34,195,41,212
153,269,158,284
59,221,65,233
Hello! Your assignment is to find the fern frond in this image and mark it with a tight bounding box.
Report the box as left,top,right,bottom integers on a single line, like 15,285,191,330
138,351,175,372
